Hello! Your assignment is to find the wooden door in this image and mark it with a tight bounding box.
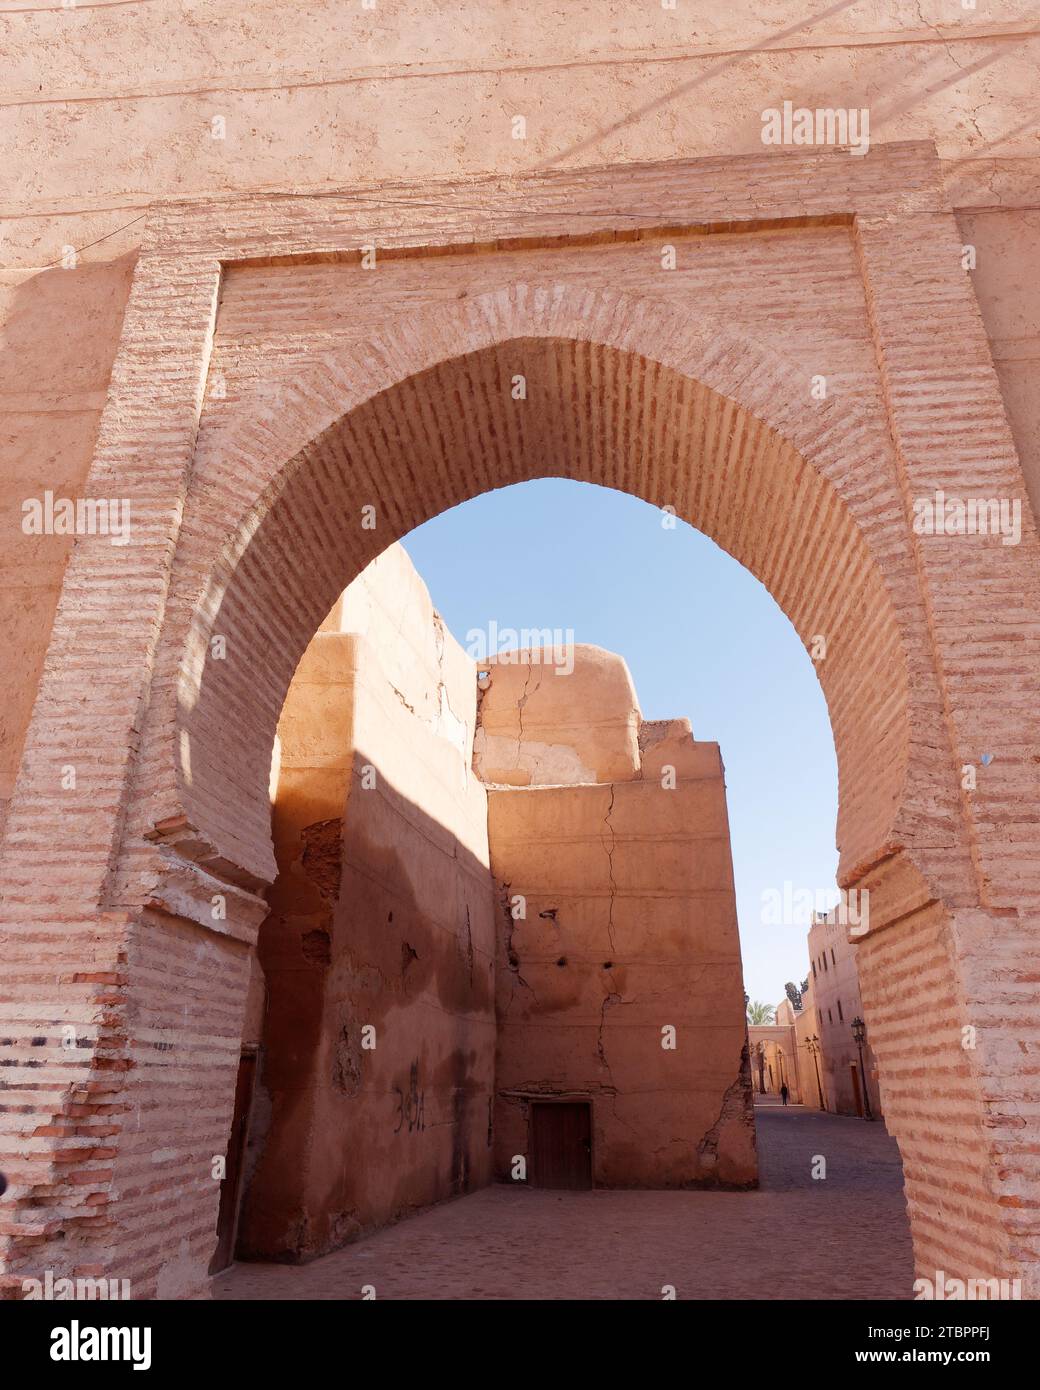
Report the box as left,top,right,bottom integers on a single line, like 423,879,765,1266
209,1049,258,1274
530,1101,592,1189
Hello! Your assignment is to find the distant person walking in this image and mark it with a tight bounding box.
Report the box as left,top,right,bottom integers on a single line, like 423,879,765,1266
780,1082,790,1106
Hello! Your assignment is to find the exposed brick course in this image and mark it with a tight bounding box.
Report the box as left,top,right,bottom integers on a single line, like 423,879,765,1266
2,145,1038,1298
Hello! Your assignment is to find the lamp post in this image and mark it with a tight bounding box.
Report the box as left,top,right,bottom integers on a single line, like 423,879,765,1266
851,1017,874,1120
805,1033,826,1110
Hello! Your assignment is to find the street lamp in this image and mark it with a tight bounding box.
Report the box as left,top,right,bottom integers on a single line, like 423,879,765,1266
851,1017,875,1120
805,1033,826,1110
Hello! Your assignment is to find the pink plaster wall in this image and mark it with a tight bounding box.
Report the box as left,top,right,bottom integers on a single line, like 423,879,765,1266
237,549,497,1261
483,650,756,1189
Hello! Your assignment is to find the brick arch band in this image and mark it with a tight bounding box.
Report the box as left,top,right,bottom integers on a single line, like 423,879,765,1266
142,286,947,907
108,283,999,1301
6,265,1031,1301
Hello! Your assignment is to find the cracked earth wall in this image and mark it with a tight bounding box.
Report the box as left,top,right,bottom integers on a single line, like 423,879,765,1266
237,547,496,1262
483,649,756,1188
238,559,753,1254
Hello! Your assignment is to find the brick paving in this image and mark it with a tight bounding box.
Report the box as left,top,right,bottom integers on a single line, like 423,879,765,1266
215,1107,913,1300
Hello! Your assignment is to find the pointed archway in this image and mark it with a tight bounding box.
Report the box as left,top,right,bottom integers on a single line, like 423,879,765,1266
4,150,1039,1299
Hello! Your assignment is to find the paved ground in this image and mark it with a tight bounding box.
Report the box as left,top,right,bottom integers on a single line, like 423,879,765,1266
215,1106,913,1300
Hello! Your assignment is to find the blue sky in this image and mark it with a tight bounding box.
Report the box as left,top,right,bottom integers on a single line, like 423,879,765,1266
402,478,839,1009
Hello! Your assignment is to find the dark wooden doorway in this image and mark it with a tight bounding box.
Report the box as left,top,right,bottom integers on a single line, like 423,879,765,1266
209,1048,258,1274
530,1101,592,1189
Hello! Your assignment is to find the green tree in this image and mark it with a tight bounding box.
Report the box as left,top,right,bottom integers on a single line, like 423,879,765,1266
746,1000,775,1026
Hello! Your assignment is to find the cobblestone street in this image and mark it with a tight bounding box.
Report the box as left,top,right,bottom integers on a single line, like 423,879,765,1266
216,1107,913,1300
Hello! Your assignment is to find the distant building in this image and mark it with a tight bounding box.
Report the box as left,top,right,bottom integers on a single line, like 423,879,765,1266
751,908,881,1118
785,979,826,1111
748,986,823,1110
808,909,882,1119
747,1020,801,1103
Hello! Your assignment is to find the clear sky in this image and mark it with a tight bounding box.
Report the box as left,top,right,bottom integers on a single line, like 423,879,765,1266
401,477,840,1010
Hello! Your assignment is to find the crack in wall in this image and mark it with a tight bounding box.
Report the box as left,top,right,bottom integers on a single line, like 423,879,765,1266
462,903,474,986
609,1091,644,1143
389,683,416,715
596,990,623,1078
498,879,536,1008
601,784,618,953
514,662,542,768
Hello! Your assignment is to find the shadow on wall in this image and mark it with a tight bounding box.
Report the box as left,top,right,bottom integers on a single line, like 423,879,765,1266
236,748,498,1265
